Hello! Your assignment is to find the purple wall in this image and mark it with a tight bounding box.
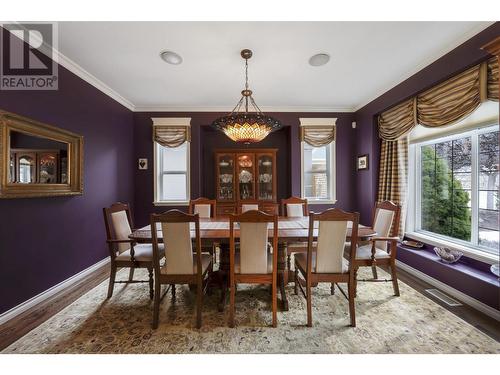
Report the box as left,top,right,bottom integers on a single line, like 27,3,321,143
353,23,500,310
0,64,134,314
133,111,356,226
354,22,500,224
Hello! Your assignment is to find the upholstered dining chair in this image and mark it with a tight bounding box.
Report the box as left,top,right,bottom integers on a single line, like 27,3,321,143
352,200,401,296
229,210,279,328
294,208,359,327
103,202,164,299
150,210,212,329
239,200,260,213
189,197,216,218
281,196,308,217
189,197,218,262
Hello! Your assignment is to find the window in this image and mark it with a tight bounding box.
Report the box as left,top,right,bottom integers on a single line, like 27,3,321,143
301,142,335,203
410,125,499,256
154,142,190,204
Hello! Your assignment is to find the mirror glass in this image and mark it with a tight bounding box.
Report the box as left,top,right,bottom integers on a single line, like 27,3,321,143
9,131,69,184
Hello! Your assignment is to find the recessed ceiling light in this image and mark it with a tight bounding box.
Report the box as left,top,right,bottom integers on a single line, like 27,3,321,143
160,50,183,65
309,53,330,67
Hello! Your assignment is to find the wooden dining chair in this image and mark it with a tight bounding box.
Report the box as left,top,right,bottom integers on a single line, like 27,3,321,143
103,202,164,299
281,196,308,217
229,210,279,328
238,200,260,213
150,209,212,329
189,197,217,218
294,208,359,327
352,200,401,296
189,197,218,262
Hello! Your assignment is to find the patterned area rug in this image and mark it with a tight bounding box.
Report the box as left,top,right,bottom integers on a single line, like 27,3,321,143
3,267,499,354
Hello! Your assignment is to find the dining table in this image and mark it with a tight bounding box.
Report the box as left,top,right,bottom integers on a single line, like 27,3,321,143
130,216,377,311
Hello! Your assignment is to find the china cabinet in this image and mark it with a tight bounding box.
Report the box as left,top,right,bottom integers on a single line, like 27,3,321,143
215,149,278,215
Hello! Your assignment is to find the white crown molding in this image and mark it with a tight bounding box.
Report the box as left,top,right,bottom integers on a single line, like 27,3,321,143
55,51,135,111
0,257,110,326
134,105,355,113
396,260,500,321
7,21,495,114
352,21,495,112
9,22,135,111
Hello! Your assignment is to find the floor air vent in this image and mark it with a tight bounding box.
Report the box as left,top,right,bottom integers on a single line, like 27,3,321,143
425,289,462,306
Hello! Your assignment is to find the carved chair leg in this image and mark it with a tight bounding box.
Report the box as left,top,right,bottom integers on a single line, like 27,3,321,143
171,284,176,301
348,279,356,327
128,267,135,281
371,265,378,280
354,266,359,297
196,280,203,329
306,281,312,327
107,264,117,299
148,268,154,300
272,276,277,328
330,283,335,295
294,268,299,295
390,262,400,296
152,277,161,329
229,283,235,328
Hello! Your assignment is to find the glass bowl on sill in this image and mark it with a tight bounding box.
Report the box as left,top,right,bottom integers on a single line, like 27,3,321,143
433,247,463,264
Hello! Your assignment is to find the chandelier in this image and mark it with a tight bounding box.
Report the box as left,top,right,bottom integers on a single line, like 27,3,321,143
212,49,281,144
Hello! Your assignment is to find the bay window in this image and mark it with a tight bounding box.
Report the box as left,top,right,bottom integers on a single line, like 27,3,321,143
409,124,499,256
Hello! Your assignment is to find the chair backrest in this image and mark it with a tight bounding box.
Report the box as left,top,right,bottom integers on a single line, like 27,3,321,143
150,210,201,276
372,201,401,251
103,202,133,254
189,198,216,218
230,210,278,275
281,196,308,217
240,202,259,213
307,208,359,274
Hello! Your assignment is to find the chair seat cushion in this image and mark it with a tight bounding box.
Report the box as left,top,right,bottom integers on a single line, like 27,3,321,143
234,253,273,274
116,244,165,262
295,252,349,274
160,253,212,275
355,244,390,260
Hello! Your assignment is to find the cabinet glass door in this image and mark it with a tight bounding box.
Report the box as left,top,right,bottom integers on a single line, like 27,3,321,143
217,154,234,201
257,153,274,201
237,154,255,200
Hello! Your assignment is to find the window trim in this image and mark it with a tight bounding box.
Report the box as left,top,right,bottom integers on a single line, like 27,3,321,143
152,117,191,206
407,124,499,263
300,141,337,205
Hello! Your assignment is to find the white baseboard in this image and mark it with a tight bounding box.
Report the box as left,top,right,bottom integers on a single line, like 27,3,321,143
396,260,500,321
0,257,110,326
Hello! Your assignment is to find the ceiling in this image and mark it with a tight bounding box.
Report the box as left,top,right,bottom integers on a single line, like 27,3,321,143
57,21,493,112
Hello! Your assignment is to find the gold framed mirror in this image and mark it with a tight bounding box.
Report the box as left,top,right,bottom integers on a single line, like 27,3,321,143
0,110,83,198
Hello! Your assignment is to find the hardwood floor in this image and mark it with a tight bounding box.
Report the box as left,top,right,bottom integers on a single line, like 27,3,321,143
0,264,498,351
0,263,110,351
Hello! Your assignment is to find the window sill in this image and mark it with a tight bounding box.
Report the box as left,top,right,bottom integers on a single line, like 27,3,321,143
306,199,337,205
153,201,189,206
405,231,498,265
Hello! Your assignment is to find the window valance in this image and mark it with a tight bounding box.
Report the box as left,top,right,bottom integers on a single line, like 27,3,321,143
378,57,498,141
299,118,337,147
152,117,191,148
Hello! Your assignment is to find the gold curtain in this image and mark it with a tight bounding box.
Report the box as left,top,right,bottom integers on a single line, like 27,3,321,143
378,98,416,141
416,64,485,127
376,58,499,237
300,125,335,147
377,137,408,237
153,126,191,148
487,57,499,101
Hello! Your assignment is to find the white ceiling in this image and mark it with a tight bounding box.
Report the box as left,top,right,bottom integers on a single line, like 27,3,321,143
57,21,493,112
